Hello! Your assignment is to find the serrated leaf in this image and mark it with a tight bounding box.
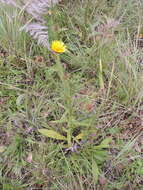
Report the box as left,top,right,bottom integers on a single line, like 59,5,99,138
38,129,67,140
75,133,84,140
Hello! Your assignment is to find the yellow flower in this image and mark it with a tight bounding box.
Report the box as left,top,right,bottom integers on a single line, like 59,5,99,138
51,40,66,53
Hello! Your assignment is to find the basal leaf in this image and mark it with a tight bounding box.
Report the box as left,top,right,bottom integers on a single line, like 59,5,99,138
38,129,67,140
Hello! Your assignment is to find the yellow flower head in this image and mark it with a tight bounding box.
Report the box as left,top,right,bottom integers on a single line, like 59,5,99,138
51,40,66,53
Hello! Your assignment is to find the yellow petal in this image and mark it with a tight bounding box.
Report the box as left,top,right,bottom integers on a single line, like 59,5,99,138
51,40,66,53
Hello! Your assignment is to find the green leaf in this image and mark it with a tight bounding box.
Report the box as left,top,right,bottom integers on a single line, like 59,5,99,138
0,146,6,153
38,129,67,140
50,118,67,124
50,111,68,124
16,94,25,106
72,119,90,127
100,137,112,147
95,137,112,149
92,159,99,184
74,133,84,140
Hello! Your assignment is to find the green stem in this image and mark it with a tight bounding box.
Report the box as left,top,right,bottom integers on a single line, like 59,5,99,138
67,121,72,147
55,55,72,147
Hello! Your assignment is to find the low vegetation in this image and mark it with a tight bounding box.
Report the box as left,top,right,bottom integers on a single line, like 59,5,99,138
0,0,143,189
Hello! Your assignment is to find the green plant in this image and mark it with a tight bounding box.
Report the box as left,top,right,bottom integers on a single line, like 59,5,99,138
39,45,89,147
0,0,143,189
